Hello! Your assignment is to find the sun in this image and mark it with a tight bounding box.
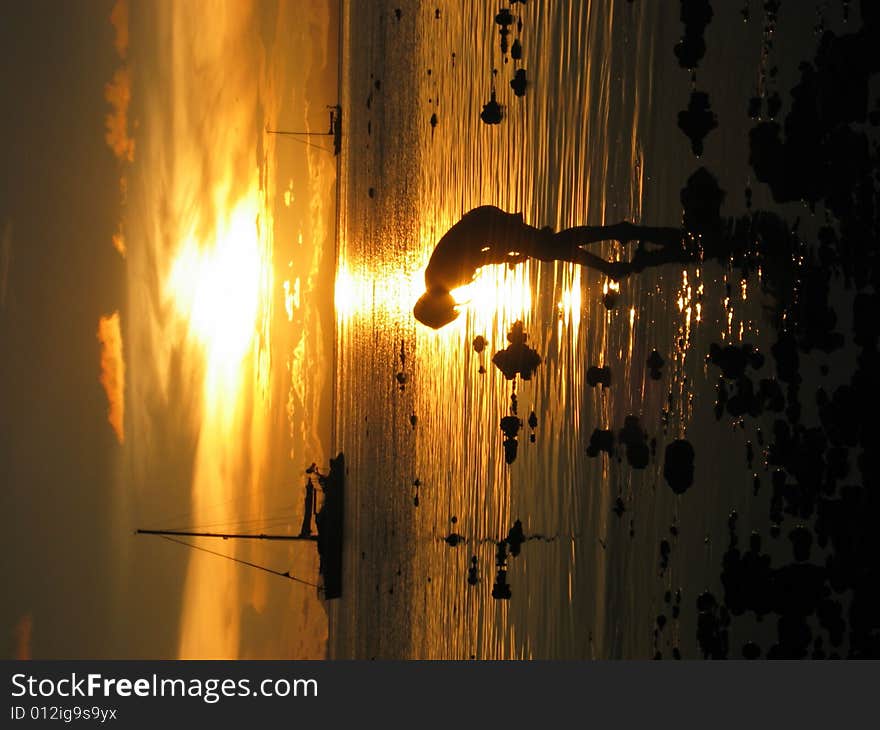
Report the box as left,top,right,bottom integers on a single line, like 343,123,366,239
166,191,271,406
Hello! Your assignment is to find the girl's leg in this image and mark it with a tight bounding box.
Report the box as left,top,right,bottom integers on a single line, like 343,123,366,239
553,222,684,250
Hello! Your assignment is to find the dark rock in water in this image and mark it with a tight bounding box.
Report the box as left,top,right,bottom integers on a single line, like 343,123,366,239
500,415,522,439
444,533,466,547
742,641,762,660
789,525,813,562
602,288,619,309
586,365,612,387
680,167,724,235
506,519,526,557
647,350,665,380
429,112,438,132
491,321,542,379
528,410,538,429
619,415,649,469
766,91,782,120
491,568,512,600
511,38,522,60
674,0,713,69
748,95,762,119
627,441,650,469
502,437,518,464
499,29,509,56
472,335,487,353
619,415,645,446
696,590,717,613
510,68,527,97
770,333,799,383
647,350,665,370
586,428,615,457
664,439,695,494
467,555,479,585
709,342,762,379
678,90,718,156
480,91,503,125
494,7,514,27
613,496,626,518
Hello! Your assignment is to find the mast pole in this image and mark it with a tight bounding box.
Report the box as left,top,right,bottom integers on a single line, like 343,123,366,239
136,528,318,542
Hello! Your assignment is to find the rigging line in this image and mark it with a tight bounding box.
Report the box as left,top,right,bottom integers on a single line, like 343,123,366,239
266,131,331,153
157,535,321,589
163,511,299,533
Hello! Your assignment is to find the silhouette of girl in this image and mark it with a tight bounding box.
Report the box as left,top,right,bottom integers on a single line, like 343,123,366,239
413,205,682,328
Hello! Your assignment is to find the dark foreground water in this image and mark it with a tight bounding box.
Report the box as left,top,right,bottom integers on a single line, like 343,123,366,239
328,1,879,659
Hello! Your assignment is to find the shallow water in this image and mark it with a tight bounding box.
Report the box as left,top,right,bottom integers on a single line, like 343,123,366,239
328,1,842,659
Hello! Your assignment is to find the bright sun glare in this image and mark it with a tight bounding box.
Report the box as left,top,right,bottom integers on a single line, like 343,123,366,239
167,192,270,404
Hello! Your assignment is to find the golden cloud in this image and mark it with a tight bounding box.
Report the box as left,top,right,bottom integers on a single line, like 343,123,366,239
104,67,134,162
13,614,33,660
97,312,126,444
110,0,129,59
112,231,126,258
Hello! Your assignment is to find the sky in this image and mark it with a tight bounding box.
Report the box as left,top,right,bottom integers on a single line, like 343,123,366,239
2,0,339,659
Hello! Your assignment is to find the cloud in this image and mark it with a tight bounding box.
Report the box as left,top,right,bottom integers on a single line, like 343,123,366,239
110,0,129,59
112,230,126,258
104,67,135,162
97,312,126,444
13,614,33,660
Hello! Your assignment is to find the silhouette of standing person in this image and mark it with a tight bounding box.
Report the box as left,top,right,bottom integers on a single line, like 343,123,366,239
413,205,681,328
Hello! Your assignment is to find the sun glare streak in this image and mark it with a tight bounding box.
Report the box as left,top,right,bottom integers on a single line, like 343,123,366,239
450,263,532,335
166,191,272,412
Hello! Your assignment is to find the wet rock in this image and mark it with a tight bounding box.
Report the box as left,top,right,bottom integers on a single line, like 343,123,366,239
748,95,762,119
709,342,763,379
602,288,619,309
506,519,527,557
510,69,527,97
491,321,542,379
472,335,487,353
647,350,665,380
480,91,503,125
511,38,522,60
680,167,725,236
491,568,512,600
674,0,713,70
678,90,718,156
618,415,649,469
494,8,514,27
586,428,615,457
586,365,611,387
789,525,813,562
527,410,538,429
502,438,518,464
664,439,695,494
467,556,479,586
